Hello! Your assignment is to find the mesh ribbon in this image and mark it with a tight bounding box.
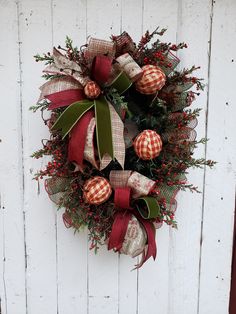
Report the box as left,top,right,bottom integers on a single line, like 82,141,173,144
159,51,180,76
45,177,70,205
84,37,116,63
112,32,136,56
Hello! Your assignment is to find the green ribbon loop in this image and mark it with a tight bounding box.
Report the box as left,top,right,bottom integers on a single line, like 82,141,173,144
135,196,160,219
95,96,114,160
51,100,94,139
108,71,132,94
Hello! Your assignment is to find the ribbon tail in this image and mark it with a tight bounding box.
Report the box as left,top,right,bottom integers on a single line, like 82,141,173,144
100,102,125,170
134,219,156,269
68,110,94,170
135,196,160,219
83,118,100,169
95,96,114,161
108,212,132,251
51,100,94,138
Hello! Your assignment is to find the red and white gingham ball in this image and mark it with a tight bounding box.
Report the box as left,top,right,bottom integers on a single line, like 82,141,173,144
84,81,101,99
133,130,162,160
83,176,112,205
135,65,166,94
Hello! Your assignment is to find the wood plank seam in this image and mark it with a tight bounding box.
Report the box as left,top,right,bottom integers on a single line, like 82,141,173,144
1,205,7,314
197,2,215,313
16,1,28,313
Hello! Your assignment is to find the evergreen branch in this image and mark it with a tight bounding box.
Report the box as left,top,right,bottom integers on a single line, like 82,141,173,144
29,100,49,112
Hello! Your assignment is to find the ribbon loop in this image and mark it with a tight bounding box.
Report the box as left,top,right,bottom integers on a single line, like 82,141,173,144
114,187,132,209
135,196,160,219
47,89,85,110
91,55,113,85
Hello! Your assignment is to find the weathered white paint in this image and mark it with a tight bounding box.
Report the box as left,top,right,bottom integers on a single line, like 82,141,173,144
0,1,235,313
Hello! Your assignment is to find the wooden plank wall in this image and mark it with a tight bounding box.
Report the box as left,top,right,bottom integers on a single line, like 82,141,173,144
0,0,235,313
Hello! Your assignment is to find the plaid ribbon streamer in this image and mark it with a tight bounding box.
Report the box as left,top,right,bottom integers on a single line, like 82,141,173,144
134,130,162,160
83,176,112,205
100,103,125,170
135,65,166,94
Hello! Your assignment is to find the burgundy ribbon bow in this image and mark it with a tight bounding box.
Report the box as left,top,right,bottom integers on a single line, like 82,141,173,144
44,54,115,171
108,185,157,268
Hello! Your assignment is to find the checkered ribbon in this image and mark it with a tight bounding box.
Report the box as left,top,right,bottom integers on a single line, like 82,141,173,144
83,177,112,205
134,130,162,160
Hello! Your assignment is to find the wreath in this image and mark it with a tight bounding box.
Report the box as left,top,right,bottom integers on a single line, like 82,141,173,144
31,28,215,268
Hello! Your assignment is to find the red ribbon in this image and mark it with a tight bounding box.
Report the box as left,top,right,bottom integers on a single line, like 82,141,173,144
108,211,132,252
114,187,132,209
108,209,156,268
68,110,94,169
46,89,85,110
47,56,113,169
108,186,157,268
91,55,113,85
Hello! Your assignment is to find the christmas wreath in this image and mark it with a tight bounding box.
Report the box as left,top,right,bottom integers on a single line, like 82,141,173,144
31,28,215,268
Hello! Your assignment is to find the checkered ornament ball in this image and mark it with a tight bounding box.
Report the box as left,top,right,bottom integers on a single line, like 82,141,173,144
83,176,112,205
135,65,166,94
84,81,101,99
134,130,162,160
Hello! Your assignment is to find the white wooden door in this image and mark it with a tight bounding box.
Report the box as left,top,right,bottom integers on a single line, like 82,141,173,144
0,1,235,313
